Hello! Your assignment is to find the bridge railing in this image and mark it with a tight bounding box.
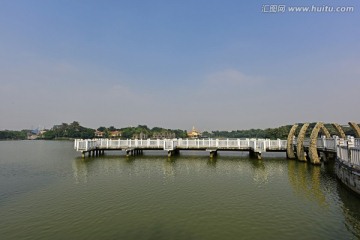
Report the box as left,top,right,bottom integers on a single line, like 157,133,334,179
303,139,310,148
350,148,360,167
264,139,287,150
337,145,349,162
355,139,360,148
176,138,254,149
316,138,337,151
74,138,289,153
248,139,266,152
336,138,360,168
164,139,177,150
296,137,339,152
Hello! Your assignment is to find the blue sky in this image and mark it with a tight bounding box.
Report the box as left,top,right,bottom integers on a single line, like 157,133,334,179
1,0,359,131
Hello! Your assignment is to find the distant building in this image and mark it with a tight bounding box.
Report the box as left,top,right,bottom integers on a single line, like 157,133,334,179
152,131,176,139
187,126,202,138
27,128,48,140
39,130,47,136
110,130,122,138
133,132,147,139
95,130,104,138
27,133,38,140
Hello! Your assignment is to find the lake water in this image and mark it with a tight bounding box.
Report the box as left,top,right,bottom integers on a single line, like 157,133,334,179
0,140,359,240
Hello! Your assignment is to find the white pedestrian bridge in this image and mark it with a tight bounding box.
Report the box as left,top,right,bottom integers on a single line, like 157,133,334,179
74,138,287,158
74,136,360,166
73,121,360,165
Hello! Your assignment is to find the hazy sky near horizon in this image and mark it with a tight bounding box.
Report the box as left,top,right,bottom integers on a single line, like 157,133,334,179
1,0,359,131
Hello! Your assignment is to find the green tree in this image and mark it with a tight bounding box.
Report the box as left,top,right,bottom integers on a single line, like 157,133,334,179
97,126,106,132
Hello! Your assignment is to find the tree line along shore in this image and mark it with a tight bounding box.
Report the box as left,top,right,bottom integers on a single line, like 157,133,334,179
0,121,356,140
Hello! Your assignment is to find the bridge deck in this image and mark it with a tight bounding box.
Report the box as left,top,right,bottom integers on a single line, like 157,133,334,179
74,138,287,154
74,137,360,165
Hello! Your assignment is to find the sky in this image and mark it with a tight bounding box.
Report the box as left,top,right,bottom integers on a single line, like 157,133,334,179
1,0,359,131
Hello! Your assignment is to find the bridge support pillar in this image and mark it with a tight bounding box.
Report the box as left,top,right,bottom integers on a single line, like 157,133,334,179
249,150,261,160
126,150,133,157
167,149,179,157
168,150,173,157
209,150,217,158
82,152,85,158
320,152,335,162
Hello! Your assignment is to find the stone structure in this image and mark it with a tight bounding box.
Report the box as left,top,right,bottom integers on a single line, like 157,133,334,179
336,161,360,195
296,123,310,161
331,123,346,139
308,122,331,165
286,124,298,159
349,122,360,138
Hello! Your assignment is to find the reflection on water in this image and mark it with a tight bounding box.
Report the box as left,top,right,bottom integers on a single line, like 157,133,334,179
1,141,360,240
288,160,327,207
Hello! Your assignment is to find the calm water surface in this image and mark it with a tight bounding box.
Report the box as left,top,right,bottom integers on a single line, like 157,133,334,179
0,140,360,240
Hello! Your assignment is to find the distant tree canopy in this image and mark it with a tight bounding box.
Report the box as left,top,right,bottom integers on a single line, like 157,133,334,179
0,130,28,140
208,125,292,139
0,122,358,140
97,126,106,132
205,123,357,139
118,125,187,139
43,121,95,139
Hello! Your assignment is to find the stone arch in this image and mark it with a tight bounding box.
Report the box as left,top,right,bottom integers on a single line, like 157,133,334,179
331,123,346,139
308,122,330,165
286,124,298,159
349,122,360,138
296,123,310,161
